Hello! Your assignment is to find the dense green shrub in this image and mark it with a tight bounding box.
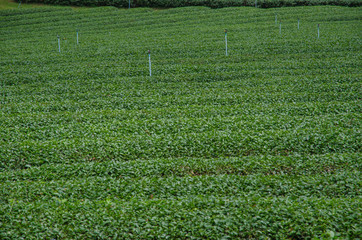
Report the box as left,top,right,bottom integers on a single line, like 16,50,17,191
1,4,361,239
18,0,362,8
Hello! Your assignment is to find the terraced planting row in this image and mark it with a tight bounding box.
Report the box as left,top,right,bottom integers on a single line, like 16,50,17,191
0,4,361,239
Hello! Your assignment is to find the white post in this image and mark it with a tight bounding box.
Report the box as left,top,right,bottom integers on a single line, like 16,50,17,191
298,19,300,30
275,13,277,25
255,0,257,8
1,80,4,104
129,0,131,9
317,24,320,39
279,22,282,35
225,29,228,56
18,0,21,8
76,30,79,44
57,35,60,53
0,80,2,104
148,50,151,76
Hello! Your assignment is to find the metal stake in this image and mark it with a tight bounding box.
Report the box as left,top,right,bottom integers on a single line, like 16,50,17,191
57,35,60,53
148,50,151,76
225,29,228,56
298,19,300,30
275,13,277,25
317,24,320,39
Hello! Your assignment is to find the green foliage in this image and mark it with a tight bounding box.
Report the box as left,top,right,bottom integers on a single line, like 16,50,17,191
1,197,361,239
17,0,362,8
0,5,361,239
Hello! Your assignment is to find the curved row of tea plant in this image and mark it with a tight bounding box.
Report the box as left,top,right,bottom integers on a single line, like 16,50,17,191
2,196,360,239
1,153,360,181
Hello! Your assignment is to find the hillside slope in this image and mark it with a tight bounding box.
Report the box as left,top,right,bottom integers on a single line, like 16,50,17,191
0,5,361,239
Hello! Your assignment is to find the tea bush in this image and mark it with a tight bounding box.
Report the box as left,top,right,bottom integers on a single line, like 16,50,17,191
0,4,361,239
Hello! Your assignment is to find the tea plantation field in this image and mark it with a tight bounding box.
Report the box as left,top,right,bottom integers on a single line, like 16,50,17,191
0,4,361,239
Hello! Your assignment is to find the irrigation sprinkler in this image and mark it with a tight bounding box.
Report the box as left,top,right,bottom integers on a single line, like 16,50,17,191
148,50,152,76
225,29,228,56
279,22,282,35
255,0,257,8
76,29,79,44
317,24,320,39
57,35,61,53
129,0,131,9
